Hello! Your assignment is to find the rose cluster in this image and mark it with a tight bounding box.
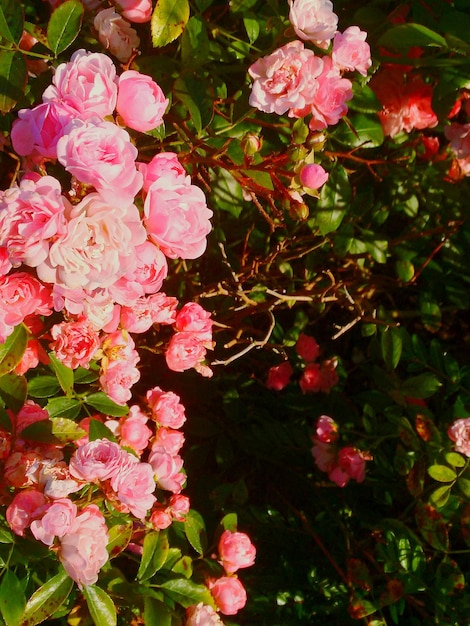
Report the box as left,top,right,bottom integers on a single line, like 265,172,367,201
248,0,371,132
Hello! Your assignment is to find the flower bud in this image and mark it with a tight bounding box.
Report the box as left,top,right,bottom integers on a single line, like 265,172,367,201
241,133,262,156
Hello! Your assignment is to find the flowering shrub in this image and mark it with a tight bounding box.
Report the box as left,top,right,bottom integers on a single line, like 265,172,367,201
2,0,470,624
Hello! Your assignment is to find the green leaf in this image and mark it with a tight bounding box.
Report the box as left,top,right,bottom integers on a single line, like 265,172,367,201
427,464,457,483
381,327,402,370
137,531,169,581
445,452,466,468
429,485,451,508
20,420,60,445
415,501,449,551
0,50,26,113
378,23,447,50
0,325,28,377
458,476,470,499
48,352,74,398
82,585,116,626
243,14,260,44
47,0,84,55
0,569,26,626
0,373,27,413
334,113,384,148
84,392,128,417
88,419,117,442
107,523,133,559
348,83,382,114
151,0,190,48
144,597,171,626
50,417,86,443
315,165,351,235
19,567,73,626
396,259,415,282
181,16,209,66
184,509,207,555
172,556,193,578
28,375,62,398
401,373,442,399
221,512,238,532
46,397,82,420
174,75,213,134
159,578,215,608
0,0,23,43
74,367,99,384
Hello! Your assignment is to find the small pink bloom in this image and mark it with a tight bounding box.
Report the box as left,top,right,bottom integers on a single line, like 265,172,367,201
299,362,322,393
6,489,47,536
299,164,329,190
218,530,256,574
165,332,208,373
149,447,186,493
30,498,77,546
186,603,225,626
315,415,338,443
169,494,190,521
117,0,152,22
117,70,168,132
110,456,156,519
150,506,173,530
119,406,152,455
329,446,371,486
332,26,371,77
288,0,338,47
445,122,470,159
152,427,185,455
295,334,320,362
311,440,336,473
112,241,168,302
50,319,100,369
99,359,141,405
16,400,50,434
69,438,124,482
209,577,247,616
148,292,179,325
14,338,47,376
308,57,353,131
175,302,213,343
146,387,186,429
448,417,470,456
93,8,140,63
138,152,187,192
266,361,293,391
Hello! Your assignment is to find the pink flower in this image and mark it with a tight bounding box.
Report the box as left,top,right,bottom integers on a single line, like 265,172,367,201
299,164,329,190
50,319,100,369
99,359,141,405
169,494,190,521
311,439,336,473
448,418,470,456
56,118,143,208
299,359,338,393
165,332,208,373
118,406,152,455
175,302,213,343
146,387,186,429
110,456,156,519
144,176,213,260
149,447,186,493
16,400,50,434
117,70,168,132
332,26,371,77
266,361,293,391
445,123,470,159
93,8,140,64
248,41,323,115
152,427,185,455
117,0,152,22
112,241,168,302
295,334,320,362
328,447,372,487
59,504,109,587
315,415,338,443
209,577,247,616
30,498,77,546
6,489,47,536
138,152,187,192
150,507,173,530
14,338,47,376
288,0,338,47
308,57,353,131
186,603,225,626
42,49,118,119
69,439,124,482
218,530,256,574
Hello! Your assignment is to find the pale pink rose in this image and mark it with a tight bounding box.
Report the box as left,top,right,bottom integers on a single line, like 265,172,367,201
332,26,371,77
299,164,329,190
30,498,77,546
6,489,47,536
209,577,247,616
266,361,293,391
59,504,109,587
117,70,168,132
165,332,207,373
146,387,186,429
445,122,470,159
4,451,42,488
10,101,76,160
448,417,470,456
186,603,225,626
144,177,213,260
311,439,336,473
119,297,156,333
43,49,118,119
119,406,152,455
110,455,156,518
138,152,187,193
0,175,69,268
175,302,213,343
50,319,101,369
0,272,53,341
16,400,50,434
169,494,190,521
99,359,141,405
314,415,338,443
56,118,143,208
149,447,185,493
38,461,81,499
69,438,125,482
329,446,371,486
148,292,179,325
51,286,118,332
288,0,338,47
248,41,323,115
218,530,256,574
150,507,173,530
308,57,353,131
38,194,146,291
101,329,139,368
295,333,320,362
117,0,152,22
152,427,185,455
111,241,168,302
93,8,140,63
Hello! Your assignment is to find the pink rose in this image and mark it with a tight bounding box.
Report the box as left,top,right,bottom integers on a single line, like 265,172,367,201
299,164,329,191
144,177,213,259
14,338,47,376
314,415,338,443
149,447,185,493
110,455,156,518
111,241,168,302
445,123,470,159
16,400,50,434
295,334,320,362
266,361,293,391
99,359,141,405
50,319,100,369
117,0,152,22
218,530,256,574
288,0,338,47
209,577,247,616
329,446,371,487
165,332,208,373
30,498,77,546
168,494,190,521
6,489,47,536
119,406,152,455
59,504,109,587
69,439,125,482
150,507,173,530
248,41,323,115
186,603,225,626
43,49,118,119
308,57,353,131
138,152,187,192
332,26,371,77
93,8,140,64
152,427,185,455
448,418,470,456
300,359,338,393
311,440,336,473
175,302,213,343
146,387,186,429
56,118,143,208
117,70,168,132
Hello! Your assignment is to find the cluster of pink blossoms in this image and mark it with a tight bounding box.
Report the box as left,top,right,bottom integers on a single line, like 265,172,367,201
248,0,371,132
311,415,372,487
0,49,215,404
266,333,339,394
3,383,192,587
